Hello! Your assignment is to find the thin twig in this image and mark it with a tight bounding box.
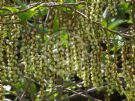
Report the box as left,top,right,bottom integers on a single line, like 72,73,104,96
19,91,26,101
47,81,83,98
43,8,50,28
0,1,85,17
0,2,42,17
62,86,105,101
94,21,135,38
75,10,135,38
31,1,85,7
0,21,22,24
65,87,88,98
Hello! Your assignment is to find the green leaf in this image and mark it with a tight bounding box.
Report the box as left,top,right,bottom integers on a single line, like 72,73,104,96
27,83,37,96
101,19,107,27
13,80,25,92
60,32,68,47
18,9,36,21
0,10,6,15
108,19,127,30
53,15,59,32
38,6,48,16
50,92,59,100
77,4,85,10
3,6,19,13
118,2,130,12
17,5,41,21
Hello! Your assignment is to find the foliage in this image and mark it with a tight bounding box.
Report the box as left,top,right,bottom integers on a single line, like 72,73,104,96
0,0,135,101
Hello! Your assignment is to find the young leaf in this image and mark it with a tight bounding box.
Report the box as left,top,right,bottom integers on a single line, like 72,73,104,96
3,6,19,13
18,9,36,21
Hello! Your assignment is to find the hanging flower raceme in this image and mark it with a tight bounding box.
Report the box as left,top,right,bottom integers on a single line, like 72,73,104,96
0,0,135,100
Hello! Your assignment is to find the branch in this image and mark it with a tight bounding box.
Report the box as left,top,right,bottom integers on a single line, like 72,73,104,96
0,1,85,17
65,87,88,98
75,10,135,38
62,86,105,101
94,22,135,38
0,2,42,17
31,1,85,7
19,91,26,101
47,82,83,98
43,8,50,28
0,21,22,24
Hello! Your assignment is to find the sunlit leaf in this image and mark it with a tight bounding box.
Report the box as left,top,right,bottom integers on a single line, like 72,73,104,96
3,6,19,13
